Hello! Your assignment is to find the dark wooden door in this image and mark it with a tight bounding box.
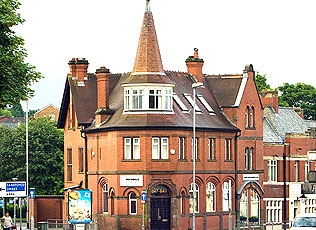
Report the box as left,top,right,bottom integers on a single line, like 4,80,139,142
150,197,170,230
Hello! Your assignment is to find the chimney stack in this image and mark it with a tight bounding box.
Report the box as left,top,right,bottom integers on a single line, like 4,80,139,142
95,66,113,125
259,90,279,113
96,66,110,109
68,58,89,85
186,48,204,82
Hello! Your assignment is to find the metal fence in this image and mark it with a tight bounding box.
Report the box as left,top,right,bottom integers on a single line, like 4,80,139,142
41,219,98,230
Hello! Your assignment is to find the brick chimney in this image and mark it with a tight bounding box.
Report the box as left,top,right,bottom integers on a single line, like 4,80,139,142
68,58,89,85
259,90,279,113
95,66,113,125
186,48,204,82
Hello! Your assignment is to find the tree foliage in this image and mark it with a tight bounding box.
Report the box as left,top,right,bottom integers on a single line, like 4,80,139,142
278,82,316,120
255,72,271,92
0,117,64,195
0,0,42,108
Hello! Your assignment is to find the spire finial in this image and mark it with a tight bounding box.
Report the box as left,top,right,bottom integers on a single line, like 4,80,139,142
146,0,151,12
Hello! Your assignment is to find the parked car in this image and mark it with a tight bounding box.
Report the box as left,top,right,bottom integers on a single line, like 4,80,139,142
291,213,316,229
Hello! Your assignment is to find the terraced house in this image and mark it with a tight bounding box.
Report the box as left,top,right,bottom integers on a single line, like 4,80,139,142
58,1,265,229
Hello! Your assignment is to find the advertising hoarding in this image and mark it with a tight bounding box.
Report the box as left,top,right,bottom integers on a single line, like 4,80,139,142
68,189,92,224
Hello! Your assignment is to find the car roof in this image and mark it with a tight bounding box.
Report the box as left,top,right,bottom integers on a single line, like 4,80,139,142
295,213,316,218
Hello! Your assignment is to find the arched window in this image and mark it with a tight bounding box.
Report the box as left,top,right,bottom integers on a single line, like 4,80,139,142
245,106,249,128
180,190,186,215
102,183,108,213
240,190,248,220
206,182,216,212
250,189,260,220
245,106,255,128
222,180,232,211
110,190,115,215
250,106,255,128
129,192,137,215
189,183,199,213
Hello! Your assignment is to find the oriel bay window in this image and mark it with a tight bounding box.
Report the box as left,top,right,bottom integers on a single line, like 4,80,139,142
124,87,173,112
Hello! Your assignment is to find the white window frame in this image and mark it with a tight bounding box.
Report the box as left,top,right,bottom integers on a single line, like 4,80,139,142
124,86,173,112
208,138,215,160
152,137,169,160
206,182,216,212
191,138,198,160
268,160,278,182
222,181,231,211
266,199,282,223
102,183,109,213
129,192,137,215
124,137,140,160
189,183,199,213
178,137,185,160
225,139,231,161
245,147,253,170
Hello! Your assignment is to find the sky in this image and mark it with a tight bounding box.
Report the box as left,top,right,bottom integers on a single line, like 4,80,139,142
16,0,316,110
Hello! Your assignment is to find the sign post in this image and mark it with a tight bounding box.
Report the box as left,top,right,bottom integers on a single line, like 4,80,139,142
141,191,146,230
0,181,27,197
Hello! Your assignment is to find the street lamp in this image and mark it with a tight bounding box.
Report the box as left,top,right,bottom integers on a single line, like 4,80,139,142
12,177,18,226
25,99,29,229
192,82,203,230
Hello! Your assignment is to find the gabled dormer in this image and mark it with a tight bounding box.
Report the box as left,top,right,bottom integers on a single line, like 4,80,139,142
122,0,175,114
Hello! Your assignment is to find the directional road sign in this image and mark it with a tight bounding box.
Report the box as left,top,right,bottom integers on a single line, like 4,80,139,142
141,191,146,203
0,181,27,197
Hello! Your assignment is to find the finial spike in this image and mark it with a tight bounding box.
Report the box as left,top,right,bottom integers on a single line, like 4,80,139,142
146,0,151,12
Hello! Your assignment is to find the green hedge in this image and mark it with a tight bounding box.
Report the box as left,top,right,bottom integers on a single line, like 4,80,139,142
0,204,27,218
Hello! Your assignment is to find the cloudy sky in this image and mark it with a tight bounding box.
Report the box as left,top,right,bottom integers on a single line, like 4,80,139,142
16,0,316,110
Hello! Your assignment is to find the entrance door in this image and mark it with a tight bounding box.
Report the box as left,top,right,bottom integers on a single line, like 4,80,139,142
150,197,170,230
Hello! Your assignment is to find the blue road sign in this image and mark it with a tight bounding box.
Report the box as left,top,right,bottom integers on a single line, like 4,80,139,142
141,191,147,201
0,181,27,197
30,188,35,199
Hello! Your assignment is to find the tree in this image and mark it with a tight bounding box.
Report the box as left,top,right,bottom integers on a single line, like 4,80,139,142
255,72,271,92
0,0,42,108
9,102,24,117
0,117,64,195
278,82,316,120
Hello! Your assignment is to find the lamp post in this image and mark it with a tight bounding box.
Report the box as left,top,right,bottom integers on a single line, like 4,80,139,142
192,82,203,230
12,177,18,226
283,152,286,230
282,143,289,230
26,99,29,228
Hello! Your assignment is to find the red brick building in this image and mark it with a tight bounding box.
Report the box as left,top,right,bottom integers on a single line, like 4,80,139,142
58,1,264,229
261,91,316,228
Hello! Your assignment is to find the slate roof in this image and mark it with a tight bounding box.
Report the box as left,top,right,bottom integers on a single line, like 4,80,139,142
0,116,25,128
58,70,241,133
57,1,245,134
205,74,243,107
263,106,309,143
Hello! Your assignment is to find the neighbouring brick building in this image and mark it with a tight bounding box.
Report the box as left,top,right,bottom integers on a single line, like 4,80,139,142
260,91,316,228
58,1,265,229
34,104,60,122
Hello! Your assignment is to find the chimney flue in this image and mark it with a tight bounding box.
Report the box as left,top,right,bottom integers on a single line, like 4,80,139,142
186,48,204,82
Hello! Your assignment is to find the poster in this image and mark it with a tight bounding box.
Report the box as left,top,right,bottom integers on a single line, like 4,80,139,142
68,189,92,224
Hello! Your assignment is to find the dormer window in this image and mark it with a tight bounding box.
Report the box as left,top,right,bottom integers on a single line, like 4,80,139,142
124,86,173,112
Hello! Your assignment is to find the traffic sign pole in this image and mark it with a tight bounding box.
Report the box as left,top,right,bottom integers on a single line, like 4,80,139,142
141,191,146,230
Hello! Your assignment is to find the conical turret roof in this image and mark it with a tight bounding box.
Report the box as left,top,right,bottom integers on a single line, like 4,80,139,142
124,0,174,85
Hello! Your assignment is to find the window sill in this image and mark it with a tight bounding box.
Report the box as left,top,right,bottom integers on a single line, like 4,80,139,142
208,159,217,162
122,159,141,162
152,159,171,162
